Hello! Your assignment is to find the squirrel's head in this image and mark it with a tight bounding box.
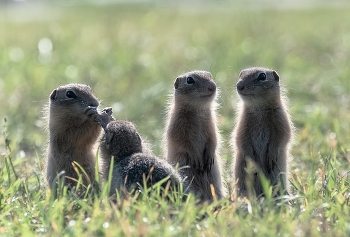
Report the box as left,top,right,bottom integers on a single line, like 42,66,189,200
236,67,280,107
101,120,142,161
48,83,99,129
173,70,217,108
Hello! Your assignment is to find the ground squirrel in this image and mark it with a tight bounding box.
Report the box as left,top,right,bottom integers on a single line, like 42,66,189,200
232,67,294,198
163,70,225,203
97,115,184,198
45,83,101,193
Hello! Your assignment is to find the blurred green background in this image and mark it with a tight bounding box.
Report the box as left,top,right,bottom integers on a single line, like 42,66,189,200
1,0,350,180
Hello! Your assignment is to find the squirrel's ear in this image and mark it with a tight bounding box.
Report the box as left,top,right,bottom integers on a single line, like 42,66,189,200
136,132,142,144
272,71,279,82
135,132,143,152
50,89,57,101
105,132,114,150
174,78,180,89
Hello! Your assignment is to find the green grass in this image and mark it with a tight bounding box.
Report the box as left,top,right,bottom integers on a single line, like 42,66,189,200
1,1,350,236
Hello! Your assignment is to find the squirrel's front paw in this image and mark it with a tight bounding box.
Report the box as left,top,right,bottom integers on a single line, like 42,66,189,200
96,108,114,130
84,106,98,121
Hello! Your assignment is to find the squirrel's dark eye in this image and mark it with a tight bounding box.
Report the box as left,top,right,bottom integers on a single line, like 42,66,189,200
186,76,195,84
257,73,266,81
66,90,77,99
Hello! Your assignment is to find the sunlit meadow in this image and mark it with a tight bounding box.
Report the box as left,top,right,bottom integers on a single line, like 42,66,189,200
1,1,350,236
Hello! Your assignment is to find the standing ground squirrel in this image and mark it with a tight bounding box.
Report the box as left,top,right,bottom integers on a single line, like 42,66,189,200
163,70,225,203
232,67,294,197
97,115,184,198
45,83,101,193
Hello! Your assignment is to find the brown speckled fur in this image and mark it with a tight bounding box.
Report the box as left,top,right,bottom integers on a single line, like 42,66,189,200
231,67,294,198
45,84,101,192
163,70,225,203
98,120,184,197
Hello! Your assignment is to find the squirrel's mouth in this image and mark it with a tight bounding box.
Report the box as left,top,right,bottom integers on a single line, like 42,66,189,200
204,88,216,97
201,92,215,98
238,91,254,96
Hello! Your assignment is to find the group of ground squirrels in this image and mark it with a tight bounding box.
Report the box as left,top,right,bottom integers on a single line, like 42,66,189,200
45,67,294,203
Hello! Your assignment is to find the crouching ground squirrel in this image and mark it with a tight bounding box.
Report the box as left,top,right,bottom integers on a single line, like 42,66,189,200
232,67,294,198
163,70,225,203
97,112,184,198
45,83,101,194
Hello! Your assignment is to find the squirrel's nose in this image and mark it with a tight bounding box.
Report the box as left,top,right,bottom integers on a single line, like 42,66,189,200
237,82,245,91
208,83,216,93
